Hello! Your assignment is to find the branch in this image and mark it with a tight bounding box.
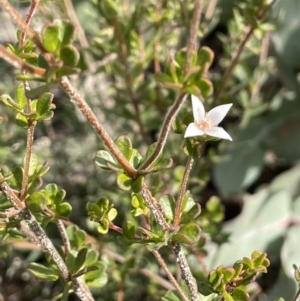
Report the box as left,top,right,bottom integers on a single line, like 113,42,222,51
172,243,199,301
0,0,55,64
56,219,71,254
173,156,194,227
138,0,203,172
0,45,46,76
184,0,203,73
140,182,169,230
214,1,274,104
0,175,95,301
152,249,190,301
137,93,187,171
291,287,300,301
112,17,151,145
20,122,36,202
20,0,40,47
59,76,137,178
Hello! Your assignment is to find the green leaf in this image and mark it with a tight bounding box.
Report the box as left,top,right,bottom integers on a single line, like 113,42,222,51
115,136,133,161
117,173,132,191
61,21,77,45
172,223,201,244
159,195,175,222
123,221,136,240
25,84,51,99
97,218,109,234
84,261,106,281
198,283,216,296
56,189,66,204
36,92,54,116
85,249,99,267
175,48,188,68
131,193,148,216
131,176,144,193
139,142,161,166
26,191,47,212
11,166,23,188
65,252,76,273
57,202,72,217
67,225,86,249
0,94,21,110
107,207,117,221
147,158,173,173
154,73,174,84
16,112,29,128
36,161,50,177
161,290,182,301
44,183,58,197
222,267,235,282
73,248,88,274
181,190,196,213
60,45,80,67
15,83,27,109
94,150,121,171
99,0,117,19
43,24,60,52
28,263,59,281
27,176,43,194
196,78,213,98
172,117,185,134
180,203,201,224
197,46,214,75
232,287,249,301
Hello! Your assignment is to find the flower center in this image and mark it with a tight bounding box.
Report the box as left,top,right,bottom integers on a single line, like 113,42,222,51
199,115,212,130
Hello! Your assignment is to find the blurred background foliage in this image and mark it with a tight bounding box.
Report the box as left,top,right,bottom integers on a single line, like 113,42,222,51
1,0,300,300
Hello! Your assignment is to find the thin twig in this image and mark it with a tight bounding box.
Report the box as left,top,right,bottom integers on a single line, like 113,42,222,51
59,76,137,178
112,17,151,145
137,93,187,171
9,236,176,291
204,0,218,21
0,2,201,299
20,0,39,47
173,156,194,227
117,280,125,301
0,208,21,218
63,0,89,49
20,122,36,202
172,243,199,301
184,0,203,74
0,0,55,64
292,288,300,301
152,249,190,301
214,25,255,105
140,182,169,230
0,175,25,210
0,45,46,76
250,32,270,103
56,219,71,254
138,0,202,172
214,1,274,105
0,175,95,301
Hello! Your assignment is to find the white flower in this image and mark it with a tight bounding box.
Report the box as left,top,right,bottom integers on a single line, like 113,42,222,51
184,95,233,141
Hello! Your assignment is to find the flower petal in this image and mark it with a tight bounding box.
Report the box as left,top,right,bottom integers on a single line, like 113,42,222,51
206,103,232,125
184,123,205,138
205,126,232,141
191,95,205,123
